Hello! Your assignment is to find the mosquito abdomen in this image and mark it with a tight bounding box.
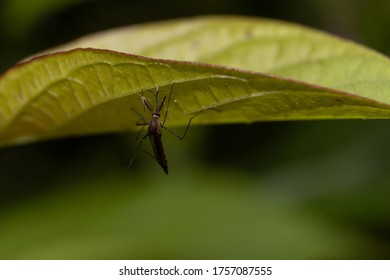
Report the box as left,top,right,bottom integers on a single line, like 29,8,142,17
150,134,168,174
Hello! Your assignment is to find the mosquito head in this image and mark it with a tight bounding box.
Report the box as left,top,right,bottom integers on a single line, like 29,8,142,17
152,112,160,119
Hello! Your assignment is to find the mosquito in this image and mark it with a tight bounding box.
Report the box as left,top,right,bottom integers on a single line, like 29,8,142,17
122,83,204,174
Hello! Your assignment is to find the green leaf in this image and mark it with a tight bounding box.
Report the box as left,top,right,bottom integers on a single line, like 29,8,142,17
1,16,390,147
47,15,390,100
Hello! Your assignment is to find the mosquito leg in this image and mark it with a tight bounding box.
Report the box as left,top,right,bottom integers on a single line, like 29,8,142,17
142,150,157,161
163,108,220,140
131,108,146,126
121,132,149,166
162,83,175,127
163,109,202,140
154,85,159,111
158,96,167,115
135,124,147,140
121,141,144,166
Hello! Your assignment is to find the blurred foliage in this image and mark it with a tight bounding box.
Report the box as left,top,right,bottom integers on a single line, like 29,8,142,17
0,0,85,40
0,0,389,259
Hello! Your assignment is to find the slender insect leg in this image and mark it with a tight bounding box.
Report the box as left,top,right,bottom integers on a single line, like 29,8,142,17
163,108,220,140
154,85,159,111
163,109,203,140
132,108,148,126
131,102,148,143
158,96,167,114
143,150,157,161
132,92,148,124
135,124,148,140
121,141,143,166
142,86,159,111
140,88,155,113
122,131,150,166
162,83,175,127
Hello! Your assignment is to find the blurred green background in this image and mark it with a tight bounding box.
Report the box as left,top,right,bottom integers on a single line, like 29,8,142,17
1,0,390,259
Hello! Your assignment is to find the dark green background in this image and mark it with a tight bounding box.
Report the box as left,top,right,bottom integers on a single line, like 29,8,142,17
0,0,389,259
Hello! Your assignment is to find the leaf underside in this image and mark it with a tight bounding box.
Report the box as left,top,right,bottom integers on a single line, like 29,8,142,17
1,16,390,147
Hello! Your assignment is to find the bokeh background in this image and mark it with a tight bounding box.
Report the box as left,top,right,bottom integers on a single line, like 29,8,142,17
1,0,390,259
